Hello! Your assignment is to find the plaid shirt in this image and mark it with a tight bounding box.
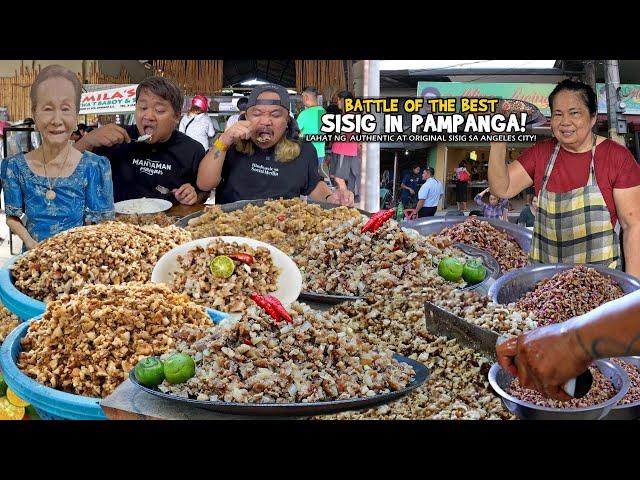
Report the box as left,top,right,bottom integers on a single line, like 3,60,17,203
475,194,508,219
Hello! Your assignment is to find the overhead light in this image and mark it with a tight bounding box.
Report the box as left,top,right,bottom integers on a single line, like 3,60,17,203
404,149,409,156
241,78,269,86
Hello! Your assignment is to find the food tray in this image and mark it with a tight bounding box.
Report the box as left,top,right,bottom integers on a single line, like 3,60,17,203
129,354,429,416
402,216,532,253
175,198,371,228
299,240,501,304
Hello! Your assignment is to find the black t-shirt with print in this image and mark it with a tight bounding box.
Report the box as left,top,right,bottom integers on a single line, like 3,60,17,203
216,140,323,204
94,125,205,203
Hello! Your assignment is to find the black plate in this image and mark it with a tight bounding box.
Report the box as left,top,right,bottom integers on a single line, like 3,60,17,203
129,354,428,416
298,291,365,304
175,198,371,228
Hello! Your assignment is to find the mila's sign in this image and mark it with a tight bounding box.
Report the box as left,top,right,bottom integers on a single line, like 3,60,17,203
80,85,138,114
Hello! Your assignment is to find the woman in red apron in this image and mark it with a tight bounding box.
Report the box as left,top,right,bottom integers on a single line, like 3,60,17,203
487,79,640,277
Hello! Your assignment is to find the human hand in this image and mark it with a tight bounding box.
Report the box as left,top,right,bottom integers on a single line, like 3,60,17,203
496,323,592,401
218,120,254,147
78,124,131,149
173,183,198,205
25,238,39,250
327,189,355,207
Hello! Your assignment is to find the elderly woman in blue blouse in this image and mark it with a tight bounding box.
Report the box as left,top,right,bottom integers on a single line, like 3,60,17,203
1,65,114,250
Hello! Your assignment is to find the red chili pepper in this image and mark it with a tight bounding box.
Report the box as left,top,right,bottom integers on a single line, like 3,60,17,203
250,292,281,322
361,210,388,233
369,209,395,233
265,295,293,324
276,213,286,221
228,253,255,265
243,338,253,346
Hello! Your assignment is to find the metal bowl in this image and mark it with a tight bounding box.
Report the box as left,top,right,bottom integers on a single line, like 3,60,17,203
489,360,629,420
488,263,640,305
401,216,532,252
603,356,640,420
175,198,371,228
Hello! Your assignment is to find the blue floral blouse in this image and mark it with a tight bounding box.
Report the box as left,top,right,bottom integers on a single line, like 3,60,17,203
1,151,115,243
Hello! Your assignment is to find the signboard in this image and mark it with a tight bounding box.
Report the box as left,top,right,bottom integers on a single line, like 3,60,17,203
418,81,640,116
79,84,138,115
596,83,640,115
417,82,555,116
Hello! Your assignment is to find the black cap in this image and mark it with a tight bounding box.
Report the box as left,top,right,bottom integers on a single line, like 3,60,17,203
246,84,291,111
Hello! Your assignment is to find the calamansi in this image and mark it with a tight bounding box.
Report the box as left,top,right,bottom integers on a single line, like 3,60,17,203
163,353,196,384
6,388,29,408
0,397,25,420
438,257,464,282
210,255,235,278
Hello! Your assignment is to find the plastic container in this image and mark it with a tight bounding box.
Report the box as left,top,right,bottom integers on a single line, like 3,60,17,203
0,255,46,321
0,309,227,420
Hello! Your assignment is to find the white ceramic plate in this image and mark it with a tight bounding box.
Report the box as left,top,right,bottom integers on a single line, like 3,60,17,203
114,198,173,215
151,236,302,316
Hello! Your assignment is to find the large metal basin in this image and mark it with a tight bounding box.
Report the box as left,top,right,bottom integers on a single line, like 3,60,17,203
488,263,640,305
402,216,532,252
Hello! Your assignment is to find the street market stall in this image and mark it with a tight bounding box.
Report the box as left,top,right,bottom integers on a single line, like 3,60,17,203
0,198,639,421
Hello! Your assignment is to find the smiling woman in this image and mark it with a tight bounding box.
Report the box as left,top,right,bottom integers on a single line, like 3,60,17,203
488,79,640,278
0,65,115,250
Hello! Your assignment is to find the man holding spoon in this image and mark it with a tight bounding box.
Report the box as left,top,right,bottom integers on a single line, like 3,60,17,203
74,76,207,205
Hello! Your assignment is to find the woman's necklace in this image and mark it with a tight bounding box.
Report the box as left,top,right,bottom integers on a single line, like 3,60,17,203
41,145,70,201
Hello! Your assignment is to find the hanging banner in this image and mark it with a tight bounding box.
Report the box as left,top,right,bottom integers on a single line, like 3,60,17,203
418,82,640,116
79,85,138,114
417,82,555,116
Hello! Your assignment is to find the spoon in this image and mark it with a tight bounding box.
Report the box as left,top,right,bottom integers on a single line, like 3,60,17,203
136,134,152,143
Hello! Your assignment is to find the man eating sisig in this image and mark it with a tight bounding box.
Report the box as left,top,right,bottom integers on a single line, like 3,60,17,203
196,84,354,206
74,76,208,205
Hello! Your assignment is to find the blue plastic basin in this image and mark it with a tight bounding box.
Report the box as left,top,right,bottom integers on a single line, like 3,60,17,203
0,309,227,420
0,255,46,321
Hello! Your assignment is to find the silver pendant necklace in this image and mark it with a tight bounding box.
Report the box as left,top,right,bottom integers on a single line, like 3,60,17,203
42,145,70,202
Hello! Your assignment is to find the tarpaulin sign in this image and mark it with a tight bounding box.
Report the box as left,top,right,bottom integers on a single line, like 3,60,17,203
79,85,138,114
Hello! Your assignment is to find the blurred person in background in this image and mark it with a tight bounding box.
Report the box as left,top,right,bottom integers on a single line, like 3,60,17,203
179,94,216,151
